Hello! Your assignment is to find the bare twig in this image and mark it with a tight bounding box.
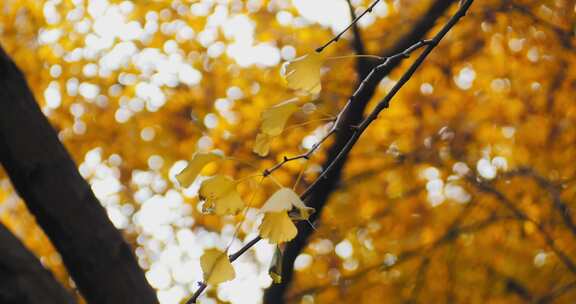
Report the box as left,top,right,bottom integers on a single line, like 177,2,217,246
345,0,367,56
316,0,383,53
329,38,434,132
263,128,335,177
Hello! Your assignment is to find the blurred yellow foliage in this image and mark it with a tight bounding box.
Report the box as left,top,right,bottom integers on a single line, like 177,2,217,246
0,0,575,303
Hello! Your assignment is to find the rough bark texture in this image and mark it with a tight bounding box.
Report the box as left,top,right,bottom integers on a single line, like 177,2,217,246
264,1,457,302
0,222,76,304
0,45,158,304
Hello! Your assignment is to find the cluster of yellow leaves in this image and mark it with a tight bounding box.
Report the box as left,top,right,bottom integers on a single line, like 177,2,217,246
176,152,316,285
259,187,313,244
195,186,313,285
196,40,328,288
253,51,324,157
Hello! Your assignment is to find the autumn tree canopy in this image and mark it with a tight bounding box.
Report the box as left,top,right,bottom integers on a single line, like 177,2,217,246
0,0,575,303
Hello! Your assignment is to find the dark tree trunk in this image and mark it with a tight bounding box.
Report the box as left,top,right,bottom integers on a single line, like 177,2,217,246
0,45,158,304
263,1,457,302
0,222,76,304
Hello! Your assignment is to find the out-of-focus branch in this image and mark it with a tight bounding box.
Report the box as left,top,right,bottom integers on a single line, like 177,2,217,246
509,2,574,49
287,212,511,301
484,264,534,302
0,45,158,304
537,280,576,303
407,256,431,303
345,0,369,72
0,222,77,304
503,167,576,238
468,175,576,275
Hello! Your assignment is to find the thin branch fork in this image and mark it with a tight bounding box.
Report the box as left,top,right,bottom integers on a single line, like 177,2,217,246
301,0,474,199
262,128,335,177
332,38,434,132
262,36,433,176
262,40,435,178
185,1,474,302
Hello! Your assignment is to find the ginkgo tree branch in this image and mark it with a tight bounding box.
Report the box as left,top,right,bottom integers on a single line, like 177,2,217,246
269,0,470,300
271,2,460,299
261,0,370,179
263,0,456,187
262,128,335,177
262,38,432,177
262,25,440,178
302,0,474,198
186,1,474,302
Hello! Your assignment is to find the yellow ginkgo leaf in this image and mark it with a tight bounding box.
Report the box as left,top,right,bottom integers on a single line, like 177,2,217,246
176,152,221,187
260,187,302,212
214,190,244,215
200,249,235,285
260,98,299,136
281,52,323,94
199,175,235,200
199,175,244,215
253,133,272,157
259,211,298,244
